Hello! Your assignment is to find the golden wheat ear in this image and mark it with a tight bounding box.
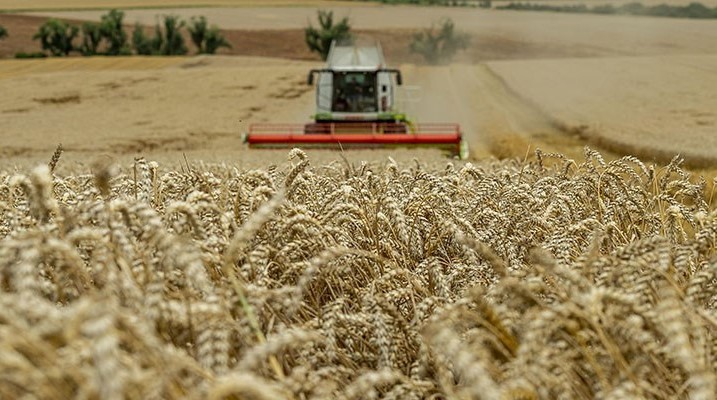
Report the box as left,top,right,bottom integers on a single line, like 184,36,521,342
48,143,63,173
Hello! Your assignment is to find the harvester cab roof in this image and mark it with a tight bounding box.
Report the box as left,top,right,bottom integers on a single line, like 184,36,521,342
327,39,386,70
307,41,402,118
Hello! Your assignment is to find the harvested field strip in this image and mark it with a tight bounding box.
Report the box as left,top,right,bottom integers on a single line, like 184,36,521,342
488,55,717,166
401,63,589,160
0,56,186,79
1,149,717,398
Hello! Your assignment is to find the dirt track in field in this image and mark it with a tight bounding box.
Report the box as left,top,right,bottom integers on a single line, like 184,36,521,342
402,64,581,160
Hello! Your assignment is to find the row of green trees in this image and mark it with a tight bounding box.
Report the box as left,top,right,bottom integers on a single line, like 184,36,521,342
305,10,469,64
29,10,230,57
361,0,479,5
4,10,466,64
496,1,717,19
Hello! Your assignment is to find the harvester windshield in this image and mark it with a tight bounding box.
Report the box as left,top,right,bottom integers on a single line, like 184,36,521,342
333,71,377,113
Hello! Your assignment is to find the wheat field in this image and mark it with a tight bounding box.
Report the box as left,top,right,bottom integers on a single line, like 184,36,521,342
1,146,717,399
0,57,188,80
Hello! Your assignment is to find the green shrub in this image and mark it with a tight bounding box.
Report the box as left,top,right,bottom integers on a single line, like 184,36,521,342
100,9,130,55
592,4,616,14
80,21,102,56
131,23,155,55
377,0,470,4
188,16,231,54
409,18,469,64
305,10,352,61
80,10,130,56
15,51,47,59
132,16,188,56
620,2,645,14
157,15,187,55
151,23,165,54
33,19,79,56
0,25,7,40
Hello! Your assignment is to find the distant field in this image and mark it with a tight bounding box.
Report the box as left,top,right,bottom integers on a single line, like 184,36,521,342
0,0,357,12
0,55,579,167
489,55,717,166
0,56,186,79
0,56,324,168
6,54,716,167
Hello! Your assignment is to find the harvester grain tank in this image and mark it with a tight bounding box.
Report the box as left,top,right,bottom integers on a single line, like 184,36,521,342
244,40,467,159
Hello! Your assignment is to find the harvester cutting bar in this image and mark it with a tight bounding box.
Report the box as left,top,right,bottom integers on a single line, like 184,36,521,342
245,123,464,156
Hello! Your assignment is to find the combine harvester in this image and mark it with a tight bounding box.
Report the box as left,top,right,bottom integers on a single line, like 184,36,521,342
244,40,468,159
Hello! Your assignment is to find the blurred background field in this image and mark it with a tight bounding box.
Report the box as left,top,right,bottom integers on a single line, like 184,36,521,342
1,3,717,168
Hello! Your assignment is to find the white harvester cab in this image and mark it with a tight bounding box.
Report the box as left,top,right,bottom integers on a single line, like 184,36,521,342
307,40,404,123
